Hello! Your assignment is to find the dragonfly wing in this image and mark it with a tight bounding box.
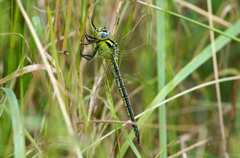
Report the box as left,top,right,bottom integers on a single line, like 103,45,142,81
115,14,153,53
118,43,155,82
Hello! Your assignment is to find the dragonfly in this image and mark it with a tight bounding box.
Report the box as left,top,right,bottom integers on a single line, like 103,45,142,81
81,16,151,144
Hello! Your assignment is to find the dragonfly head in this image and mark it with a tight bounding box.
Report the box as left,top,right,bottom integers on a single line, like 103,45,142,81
94,27,111,40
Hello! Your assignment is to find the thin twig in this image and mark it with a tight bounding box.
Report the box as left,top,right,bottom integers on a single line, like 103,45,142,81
136,75,240,119
77,120,201,132
112,0,124,37
174,0,231,27
0,64,56,84
207,0,228,156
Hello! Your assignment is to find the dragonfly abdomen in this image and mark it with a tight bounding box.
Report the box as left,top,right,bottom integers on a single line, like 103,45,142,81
110,58,140,144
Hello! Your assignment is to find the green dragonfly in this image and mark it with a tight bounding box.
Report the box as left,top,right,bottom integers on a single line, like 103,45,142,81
81,16,150,144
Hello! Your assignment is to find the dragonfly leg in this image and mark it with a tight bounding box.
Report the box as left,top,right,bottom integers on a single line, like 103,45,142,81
85,40,96,45
80,34,95,45
81,45,99,60
86,33,96,39
84,33,97,45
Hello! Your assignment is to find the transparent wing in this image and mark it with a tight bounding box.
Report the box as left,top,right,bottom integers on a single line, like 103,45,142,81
115,13,154,80
116,14,153,53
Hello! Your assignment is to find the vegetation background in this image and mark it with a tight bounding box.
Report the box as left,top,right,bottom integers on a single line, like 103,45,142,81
0,0,240,157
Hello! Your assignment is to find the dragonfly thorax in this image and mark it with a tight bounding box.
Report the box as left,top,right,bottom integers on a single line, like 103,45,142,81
95,27,111,40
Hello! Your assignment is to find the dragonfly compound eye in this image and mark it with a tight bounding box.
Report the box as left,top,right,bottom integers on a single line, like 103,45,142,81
96,31,111,40
101,32,109,38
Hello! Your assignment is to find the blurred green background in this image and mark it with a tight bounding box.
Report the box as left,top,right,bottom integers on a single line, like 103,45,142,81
0,0,240,157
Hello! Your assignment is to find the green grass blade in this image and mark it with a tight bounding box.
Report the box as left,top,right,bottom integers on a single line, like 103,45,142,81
62,0,73,51
1,88,25,158
118,123,141,158
103,74,122,157
31,16,42,41
156,0,167,157
204,143,210,158
23,128,41,153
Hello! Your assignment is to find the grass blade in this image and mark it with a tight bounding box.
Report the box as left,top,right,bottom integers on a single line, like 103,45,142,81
156,0,167,157
1,88,25,158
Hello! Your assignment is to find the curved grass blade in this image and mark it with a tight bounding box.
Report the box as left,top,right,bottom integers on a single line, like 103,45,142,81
0,88,25,158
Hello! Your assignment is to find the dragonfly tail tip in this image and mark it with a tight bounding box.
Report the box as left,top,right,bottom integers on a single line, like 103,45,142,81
136,133,140,144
